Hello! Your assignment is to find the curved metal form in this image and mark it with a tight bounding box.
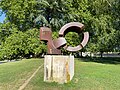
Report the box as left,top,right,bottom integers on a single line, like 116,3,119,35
40,22,89,54
81,32,89,47
59,22,84,36
53,37,67,49
59,22,89,52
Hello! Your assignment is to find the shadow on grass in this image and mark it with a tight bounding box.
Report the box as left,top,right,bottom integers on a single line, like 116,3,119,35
78,57,120,64
0,60,22,65
0,62,7,64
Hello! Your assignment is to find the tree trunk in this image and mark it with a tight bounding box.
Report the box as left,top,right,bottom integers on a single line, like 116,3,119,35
90,52,92,57
100,51,103,58
80,51,83,57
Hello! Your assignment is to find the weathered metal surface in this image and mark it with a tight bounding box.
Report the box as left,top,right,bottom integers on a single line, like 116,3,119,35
40,27,61,54
40,27,52,41
40,22,89,54
59,22,84,36
53,37,66,49
81,32,89,47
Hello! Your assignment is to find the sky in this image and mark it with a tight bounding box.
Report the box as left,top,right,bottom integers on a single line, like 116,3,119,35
0,13,5,23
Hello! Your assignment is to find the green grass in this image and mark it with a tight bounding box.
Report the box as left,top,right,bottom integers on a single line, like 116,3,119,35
0,58,120,90
0,58,43,90
24,58,120,90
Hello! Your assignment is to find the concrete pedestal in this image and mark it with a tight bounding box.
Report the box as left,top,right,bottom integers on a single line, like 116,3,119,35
44,55,74,84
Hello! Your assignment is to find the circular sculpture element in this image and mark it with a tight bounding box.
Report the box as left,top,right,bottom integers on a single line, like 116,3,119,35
40,22,89,54
59,22,89,52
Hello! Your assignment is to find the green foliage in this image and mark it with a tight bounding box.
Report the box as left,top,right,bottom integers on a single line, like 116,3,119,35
65,32,82,47
87,15,117,53
25,28,47,55
84,0,119,53
0,28,46,60
35,0,74,31
0,0,120,59
0,0,38,31
52,31,59,39
111,0,120,51
61,32,83,55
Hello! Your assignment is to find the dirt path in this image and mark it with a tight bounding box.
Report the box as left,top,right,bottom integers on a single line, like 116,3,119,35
18,64,43,90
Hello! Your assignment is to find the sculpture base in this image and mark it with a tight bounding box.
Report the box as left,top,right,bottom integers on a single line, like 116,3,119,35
44,55,74,84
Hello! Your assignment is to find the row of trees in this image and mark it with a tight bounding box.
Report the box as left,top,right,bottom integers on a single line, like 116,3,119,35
0,0,120,60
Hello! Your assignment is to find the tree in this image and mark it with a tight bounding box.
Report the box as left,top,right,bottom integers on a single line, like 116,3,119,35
111,0,120,52
0,28,46,60
85,0,118,57
0,0,38,31
0,0,120,60
34,0,75,31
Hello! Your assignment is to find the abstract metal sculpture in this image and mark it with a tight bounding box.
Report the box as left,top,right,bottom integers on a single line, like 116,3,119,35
40,22,89,54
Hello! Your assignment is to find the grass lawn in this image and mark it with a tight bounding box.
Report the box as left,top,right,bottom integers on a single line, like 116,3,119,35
0,58,120,90
24,58,120,90
0,58,43,90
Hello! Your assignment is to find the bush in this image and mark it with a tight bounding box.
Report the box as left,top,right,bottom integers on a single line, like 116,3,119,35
0,28,46,60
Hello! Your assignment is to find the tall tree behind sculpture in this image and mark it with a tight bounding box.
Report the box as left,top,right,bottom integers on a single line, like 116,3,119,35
35,0,75,30
0,0,120,60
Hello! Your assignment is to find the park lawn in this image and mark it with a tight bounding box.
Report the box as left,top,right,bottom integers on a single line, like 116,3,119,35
0,58,43,90
24,58,120,90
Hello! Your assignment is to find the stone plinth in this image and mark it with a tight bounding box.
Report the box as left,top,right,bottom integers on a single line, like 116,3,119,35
44,55,74,84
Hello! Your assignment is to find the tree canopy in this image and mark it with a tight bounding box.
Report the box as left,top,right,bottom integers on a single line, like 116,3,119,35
0,0,120,59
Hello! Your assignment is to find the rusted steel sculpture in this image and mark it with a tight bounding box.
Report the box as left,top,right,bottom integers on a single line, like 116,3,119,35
40,22,89,54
